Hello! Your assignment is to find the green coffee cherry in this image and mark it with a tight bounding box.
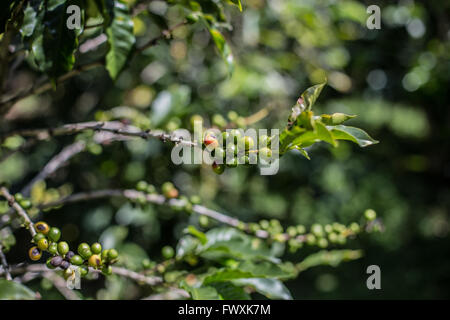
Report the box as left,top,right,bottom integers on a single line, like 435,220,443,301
226,143,238,156
79,248,93,260
349,222,360,233
33,233,46,243
190,195,201,205
70,255,83,265
48,243,58,255
20,199,32,209
14,193,24,202
364,209,377,221
318,238,329,248
48,227,61,242
78,243,90,254
57,241,69,256
37,238,49,251
108,249,119,260
259,147,272,160
162,246,174,259
239,136,254,150
91,242,102,254
226,158,238,168
222,131,230,143
199,215,209,228
63,268,74,280
306,234,316,245
311,224,324,237
101,249,110,260
79,265,89,277
101,265,113,276
136,180,148,191
229,129,242,143
212,162,225,175
146,184,156,194
46,257,56,269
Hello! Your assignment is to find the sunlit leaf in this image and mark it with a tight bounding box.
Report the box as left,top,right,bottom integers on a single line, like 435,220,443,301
330,125,379,147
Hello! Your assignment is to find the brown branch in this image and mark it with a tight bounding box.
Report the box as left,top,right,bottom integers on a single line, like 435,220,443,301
0,245,12,280
1,121,197,147
143,287,190,300
42,271,81,300
0,186,36,237
21,141,87,196
0,263,163,288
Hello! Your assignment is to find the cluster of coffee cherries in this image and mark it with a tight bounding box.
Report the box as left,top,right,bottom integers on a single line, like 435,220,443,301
238,215,372,254
28,221,118,279
202,129,274,175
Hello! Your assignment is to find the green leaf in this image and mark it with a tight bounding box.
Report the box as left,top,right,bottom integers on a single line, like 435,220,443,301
203,268,254,285
211,282,250,300
208,27,234,74
0,280,36,300
232,278,293,300
320,113,356,125
198,228,277,262
20,2,39,38
296,249,363,273
187,226,207,245
176,235,200,259
105,0,135,80
40,0,83,77
315,121,337,146
95,0,115,26
330,125,379,147
224,0,243,11
180,282,223,300
237,260,294,279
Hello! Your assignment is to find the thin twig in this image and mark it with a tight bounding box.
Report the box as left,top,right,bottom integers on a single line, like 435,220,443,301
21,141,86,196
0,263,163,287
0,245,12,280
1,121,197,147
0,187,36,237
37,189,273,239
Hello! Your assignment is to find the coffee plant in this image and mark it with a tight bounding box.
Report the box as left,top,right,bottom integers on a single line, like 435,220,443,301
0,0,381,300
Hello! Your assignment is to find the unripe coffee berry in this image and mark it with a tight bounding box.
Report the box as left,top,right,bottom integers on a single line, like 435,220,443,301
28,246,42,261
364,209,377,221
226,158,238,168
48,243,58,255
33,233,46,243
162,246,174,259
79,248,92,260
37,238,49,251
20,199,32,209
14,193,23,202
108,249,119,260
88,254,102,268
57,241,69,256
91,242,102,254
70,255,83,265
63,268,74,280
46,258,55,269
101,249,110,260
78,243,90,254
212,162,225,175
48,227,61,242
258,147,272,160
240,136,254,150
136,180,148,191
101,265,113,276
35,221,50,235
79,265,89,277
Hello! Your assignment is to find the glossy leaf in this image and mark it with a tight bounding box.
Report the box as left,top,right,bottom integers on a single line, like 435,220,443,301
296,250,363,272
203,268,254,285
208,27,234,74
211,282,250,300
105,0,135,80
232,278,293,300
330,125,379,147
176,235,200,259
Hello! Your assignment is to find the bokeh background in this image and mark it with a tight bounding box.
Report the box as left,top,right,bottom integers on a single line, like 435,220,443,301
1,0,449,299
